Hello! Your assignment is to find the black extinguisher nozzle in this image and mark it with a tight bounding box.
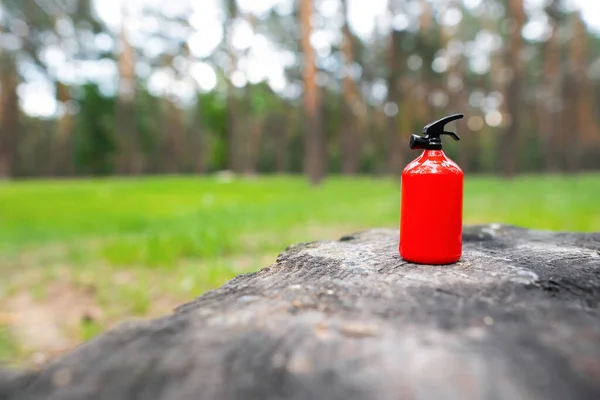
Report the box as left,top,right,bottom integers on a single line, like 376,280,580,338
409,134,429,150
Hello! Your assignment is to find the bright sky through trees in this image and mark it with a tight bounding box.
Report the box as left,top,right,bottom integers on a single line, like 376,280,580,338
19,0,600,118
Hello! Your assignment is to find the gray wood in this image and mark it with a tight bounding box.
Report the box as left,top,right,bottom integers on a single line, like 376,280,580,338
2,224,600,400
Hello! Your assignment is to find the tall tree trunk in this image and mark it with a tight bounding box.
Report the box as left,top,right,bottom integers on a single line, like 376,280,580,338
0,55,19,178
339,0,361,175
501,0,526,178
300,0,325,185
370,106,388,175
162,98,184,174
274,104,294,173
185,43,205,175
115,13,142,175
240,13,263,175
53,81,73,176
188,99,205,174
540,12,561,173
561,75,577,172
244,117,264,175
397,92,413,169
240,83,259,175
225,0,241,174
386,0,403,176
440,23,472,173
159,52,186,175
418,0,434,126
484,14,506,174
563,12,582,172
568,11,600,171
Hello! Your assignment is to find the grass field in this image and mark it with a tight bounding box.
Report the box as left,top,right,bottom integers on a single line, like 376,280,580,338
1,174,599,366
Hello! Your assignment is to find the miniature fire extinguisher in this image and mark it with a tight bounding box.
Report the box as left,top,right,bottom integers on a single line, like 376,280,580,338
400,113,464,265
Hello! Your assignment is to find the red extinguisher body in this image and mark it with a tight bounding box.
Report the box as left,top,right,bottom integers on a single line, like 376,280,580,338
400,150,463,264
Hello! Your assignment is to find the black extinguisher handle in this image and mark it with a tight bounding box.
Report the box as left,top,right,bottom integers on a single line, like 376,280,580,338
422,113,464,136
441,131,460,141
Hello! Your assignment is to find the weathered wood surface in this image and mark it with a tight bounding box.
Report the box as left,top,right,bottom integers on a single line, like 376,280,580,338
2,224,600,400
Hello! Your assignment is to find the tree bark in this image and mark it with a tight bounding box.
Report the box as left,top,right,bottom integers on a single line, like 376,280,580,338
568,12,600,171
274,104,294,174
484,14,506,174
239,84,262,176
418,0,434,126
115,17,143,175
162,98,185,174
339,0,361,175
188,101,205,174
242,98,264,176
386,1,403,176
3,225,600,399
441,24,473,173
225,0,241,174
300,0,325,185
52,81,73,177
540,13,561,173
501,0,526,178
0,55,19,178
185,39,206,175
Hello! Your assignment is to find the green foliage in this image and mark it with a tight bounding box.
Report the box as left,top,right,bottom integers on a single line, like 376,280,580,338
74,84,116,175
197,91,228,171
135,87,165,169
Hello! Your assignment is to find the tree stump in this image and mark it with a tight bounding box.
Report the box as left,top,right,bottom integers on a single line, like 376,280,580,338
2,224,600,400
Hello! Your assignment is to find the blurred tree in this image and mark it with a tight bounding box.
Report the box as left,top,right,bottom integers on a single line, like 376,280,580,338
241,81,265,174
53,81,73,176
274,102,295,173
198,91,228,172
386,0,404,176
501,0,526,178
442,4,473,173
225,0,242,174
418,0,435,124
0,1,24,178
568,11,600,171
0,49,19,178
115,10,143,174
239,14,267,175
161,99,185,174
158,53,185,174
185,39,207,174
339,0,362,175
74,84,116,175
539,0,563,172
300,0,325,184
261,3,304,174
1,0,107,177
187,93,206,174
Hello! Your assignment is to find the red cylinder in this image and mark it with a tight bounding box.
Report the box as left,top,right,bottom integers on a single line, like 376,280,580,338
399,149,463,264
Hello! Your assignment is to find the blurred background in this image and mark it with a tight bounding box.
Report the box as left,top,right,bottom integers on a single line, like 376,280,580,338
0,0,599,368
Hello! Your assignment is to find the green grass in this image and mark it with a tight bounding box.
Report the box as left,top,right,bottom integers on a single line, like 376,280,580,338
0,326,20,364
0,173,599,365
